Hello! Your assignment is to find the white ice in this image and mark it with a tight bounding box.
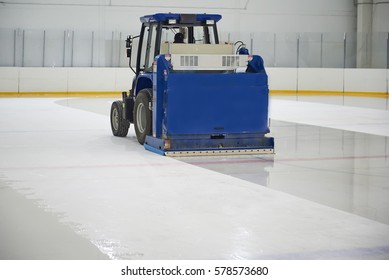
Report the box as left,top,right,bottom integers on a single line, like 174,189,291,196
0,97,388,259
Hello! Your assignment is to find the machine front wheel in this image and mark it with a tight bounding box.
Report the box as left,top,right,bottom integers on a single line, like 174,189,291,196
133,88,152,145
110,100,130,137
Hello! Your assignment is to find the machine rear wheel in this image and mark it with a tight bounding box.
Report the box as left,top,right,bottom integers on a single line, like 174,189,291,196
110,100,130,137
133,89,152,145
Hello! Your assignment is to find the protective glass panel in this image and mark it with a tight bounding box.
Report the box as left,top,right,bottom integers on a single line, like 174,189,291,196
0,27,387,69
23,29,44,67
322,33,344,68
73,30,93,67
298,33,321,68
44,30,64,67
252,32,276,67
275,33,298,67
0,28,15,66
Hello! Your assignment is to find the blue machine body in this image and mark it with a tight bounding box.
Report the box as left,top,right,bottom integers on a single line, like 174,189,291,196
142,54,274,155
125,13,274,156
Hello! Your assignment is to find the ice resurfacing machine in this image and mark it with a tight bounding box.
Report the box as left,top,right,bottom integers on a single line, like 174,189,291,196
110,13,274,156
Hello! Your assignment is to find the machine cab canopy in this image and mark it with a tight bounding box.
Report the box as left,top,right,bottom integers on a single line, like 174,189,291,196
132,13,223,74
140,13,222,24
139,13,222,45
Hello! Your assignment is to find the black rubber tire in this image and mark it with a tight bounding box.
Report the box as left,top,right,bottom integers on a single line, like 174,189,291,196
110,100,130,137
133,88,152,145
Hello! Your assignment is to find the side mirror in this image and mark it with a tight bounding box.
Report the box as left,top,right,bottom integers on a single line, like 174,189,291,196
125,34,139,74
126,36,133,58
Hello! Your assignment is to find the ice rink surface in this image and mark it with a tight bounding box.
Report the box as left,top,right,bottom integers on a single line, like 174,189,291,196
0,96,389,259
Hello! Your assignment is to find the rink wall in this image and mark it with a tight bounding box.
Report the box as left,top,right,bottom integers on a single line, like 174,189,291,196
267,68,388,97
0,67,133,97
0,67,388,97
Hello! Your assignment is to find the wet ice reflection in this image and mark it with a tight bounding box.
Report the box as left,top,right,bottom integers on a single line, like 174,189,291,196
180,120,389,225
